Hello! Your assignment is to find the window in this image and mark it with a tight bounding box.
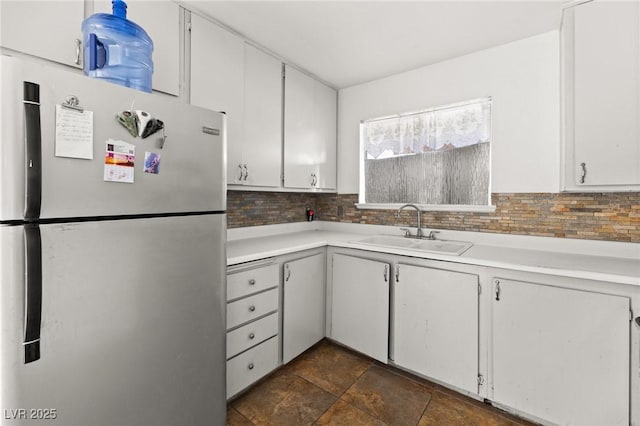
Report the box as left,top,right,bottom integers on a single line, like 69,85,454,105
359,98,492,209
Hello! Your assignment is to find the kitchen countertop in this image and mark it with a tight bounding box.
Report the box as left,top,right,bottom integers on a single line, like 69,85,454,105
227,222,640,286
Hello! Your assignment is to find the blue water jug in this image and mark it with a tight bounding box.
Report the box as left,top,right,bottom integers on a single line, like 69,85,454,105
81,0,153,92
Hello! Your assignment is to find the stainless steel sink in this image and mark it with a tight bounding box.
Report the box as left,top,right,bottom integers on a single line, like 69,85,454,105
353,235,473,255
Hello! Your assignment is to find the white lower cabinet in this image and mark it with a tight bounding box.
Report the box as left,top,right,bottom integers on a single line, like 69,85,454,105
282,253,325,363
227,313,278,360
393,264,479,394
492,277,630,425
226,261,280,399
330,253,390,363
226,336,279,398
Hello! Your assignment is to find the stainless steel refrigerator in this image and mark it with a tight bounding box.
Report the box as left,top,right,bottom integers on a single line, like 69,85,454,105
0,55,227,425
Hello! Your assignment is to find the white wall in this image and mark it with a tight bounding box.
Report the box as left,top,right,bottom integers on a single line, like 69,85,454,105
338,30,560,195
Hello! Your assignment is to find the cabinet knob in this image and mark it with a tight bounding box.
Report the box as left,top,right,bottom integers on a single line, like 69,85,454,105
248,363,254,370
579,162,587,184
249,332,255,340
249,279,256,285
249,305,256,312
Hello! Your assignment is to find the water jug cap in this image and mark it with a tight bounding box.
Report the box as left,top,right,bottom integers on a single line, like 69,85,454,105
112,0,127,19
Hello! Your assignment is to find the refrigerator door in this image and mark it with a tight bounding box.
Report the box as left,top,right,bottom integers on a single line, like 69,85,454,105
1,214,226,425
0,55,226,222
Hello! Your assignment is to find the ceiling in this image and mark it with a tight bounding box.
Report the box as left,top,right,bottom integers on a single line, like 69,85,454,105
182,1,565,89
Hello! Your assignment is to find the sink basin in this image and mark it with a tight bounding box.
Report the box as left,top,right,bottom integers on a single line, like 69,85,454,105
353,235,473,256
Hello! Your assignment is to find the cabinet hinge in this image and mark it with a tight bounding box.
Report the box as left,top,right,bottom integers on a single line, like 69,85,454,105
477,374,485,386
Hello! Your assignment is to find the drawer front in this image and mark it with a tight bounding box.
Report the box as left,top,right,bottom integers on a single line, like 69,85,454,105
227,313,279,359
227,264,279,301
227,288,278,330
227,336,279,398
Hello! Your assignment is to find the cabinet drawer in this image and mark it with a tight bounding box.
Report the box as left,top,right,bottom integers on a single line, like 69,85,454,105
227,288,278,330
227,336,279,398
227,264,279,301
227,313,279,359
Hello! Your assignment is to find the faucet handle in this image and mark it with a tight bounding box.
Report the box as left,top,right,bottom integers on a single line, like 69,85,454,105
428,230,440,240
400,228,412,237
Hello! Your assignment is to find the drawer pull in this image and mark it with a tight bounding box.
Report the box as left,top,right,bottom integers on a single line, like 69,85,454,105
249,332,255,340
249,279,256,285
249,305,256,312
248,363,254,370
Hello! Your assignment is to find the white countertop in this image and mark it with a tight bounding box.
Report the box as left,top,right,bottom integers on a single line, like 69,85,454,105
227,222,640,286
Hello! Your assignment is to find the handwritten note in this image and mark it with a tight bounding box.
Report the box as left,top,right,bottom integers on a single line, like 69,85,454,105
55,105,94,159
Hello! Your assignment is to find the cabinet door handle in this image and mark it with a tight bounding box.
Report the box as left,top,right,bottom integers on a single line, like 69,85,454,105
74,39,82,65
395,266,400,283
313,174,318,186
248,279,256,286
495,280,501,301
285,264,291,282
579,162,586,184
383,265,388,282
238,164,244,181
247,363,254,370
249,332,255,340
249,305,256,312
243,164,249,181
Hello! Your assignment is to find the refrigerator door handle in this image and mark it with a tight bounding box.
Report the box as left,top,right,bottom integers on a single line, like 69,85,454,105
23,223,42,363
23,81,42,221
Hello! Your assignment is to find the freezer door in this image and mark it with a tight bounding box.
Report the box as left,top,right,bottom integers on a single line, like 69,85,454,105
0,55,226,221
1,215,227,425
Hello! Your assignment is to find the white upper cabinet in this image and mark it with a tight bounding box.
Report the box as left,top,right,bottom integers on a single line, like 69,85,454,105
236,43,283,188
284,65,337,191
1,1,85,68
190,13,245,185
93,0,180,96
562,0,640,190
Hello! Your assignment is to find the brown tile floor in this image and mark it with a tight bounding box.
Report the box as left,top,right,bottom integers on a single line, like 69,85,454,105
227,340,536,426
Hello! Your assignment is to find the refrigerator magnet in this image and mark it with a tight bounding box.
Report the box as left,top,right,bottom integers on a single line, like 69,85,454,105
143,152,160,174
104,139,135,183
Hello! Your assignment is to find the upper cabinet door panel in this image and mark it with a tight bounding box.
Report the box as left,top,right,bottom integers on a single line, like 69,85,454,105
1,1,84,68
242,43,283,188
283,65,315,189
190,12,244,184
94,0,180,95
314,81,337,190
572,0,640,186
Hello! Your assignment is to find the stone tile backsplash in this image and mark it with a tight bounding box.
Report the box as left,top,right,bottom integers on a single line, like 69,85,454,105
227,191,640,243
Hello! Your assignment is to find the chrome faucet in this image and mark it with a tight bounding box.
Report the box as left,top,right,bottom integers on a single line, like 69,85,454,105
396,203,423,238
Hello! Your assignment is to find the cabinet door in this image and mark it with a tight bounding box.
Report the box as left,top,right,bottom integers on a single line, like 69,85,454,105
94,0,180,96
492,278,629,425
313,81,337,190
1,1,84,68
330,254,389,363
283,65,316,189
573,1,640,185
242,43,282,188
282,253,325,363
190,13,244,185
394,265,478,394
